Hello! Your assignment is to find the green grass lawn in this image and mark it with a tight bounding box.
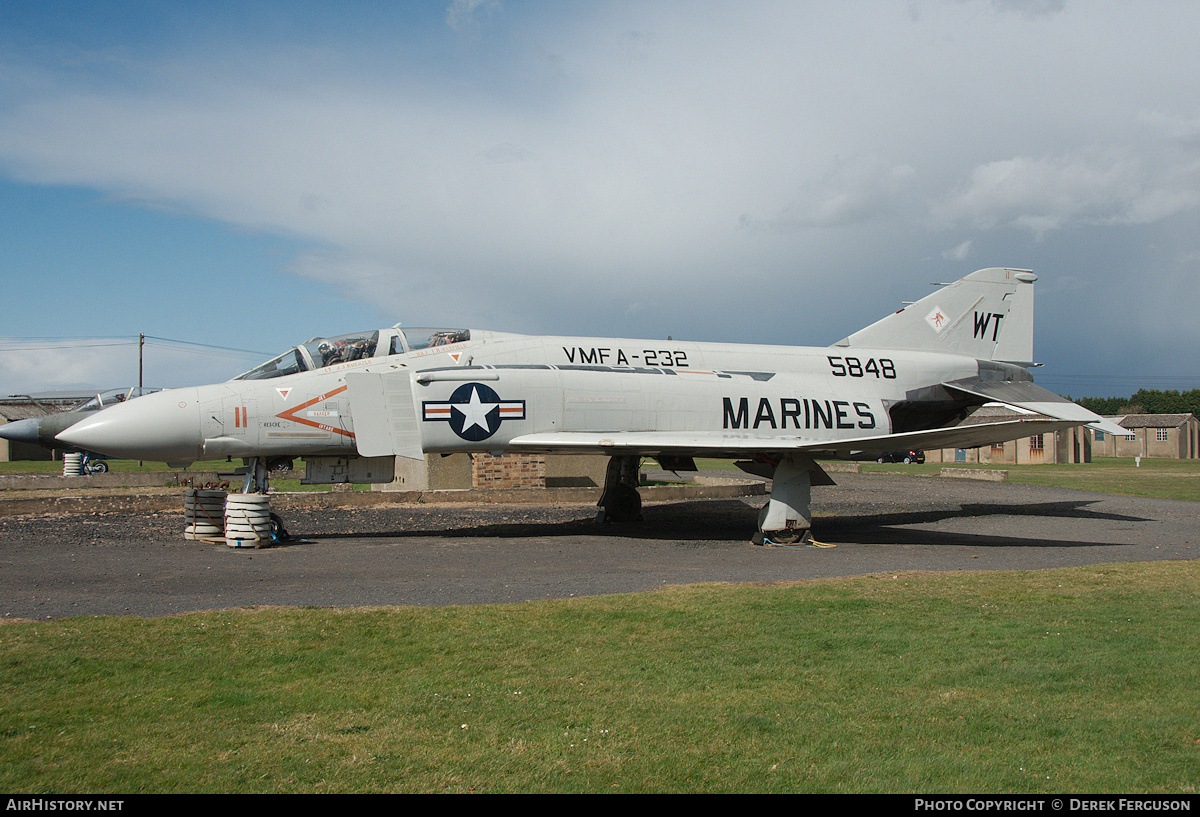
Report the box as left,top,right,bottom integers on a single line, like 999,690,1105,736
0,458,368,492
2,562,1197,793
856,457,1200,503
6,454,1200,500
0,458,234,474
2,457,1198,791
693,455,1200,503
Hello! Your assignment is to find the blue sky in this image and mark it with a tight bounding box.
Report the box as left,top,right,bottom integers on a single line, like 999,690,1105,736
2,0,1198,397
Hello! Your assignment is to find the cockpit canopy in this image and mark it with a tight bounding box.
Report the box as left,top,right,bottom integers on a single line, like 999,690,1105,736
232,327,470,381
399,328,470,352
73,387,163,413
305,331,379,369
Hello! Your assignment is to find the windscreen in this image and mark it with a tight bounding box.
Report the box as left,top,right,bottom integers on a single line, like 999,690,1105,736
233,348,309,381
72,387,163,412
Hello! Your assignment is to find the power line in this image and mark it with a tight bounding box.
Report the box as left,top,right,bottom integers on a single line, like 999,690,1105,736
1038,375,1200,388
139,336,268,356
1041,373,1200,382
0,335,268,359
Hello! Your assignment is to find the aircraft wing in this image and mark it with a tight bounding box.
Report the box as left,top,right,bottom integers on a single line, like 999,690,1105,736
942,377,1129,437
506,418,1079,458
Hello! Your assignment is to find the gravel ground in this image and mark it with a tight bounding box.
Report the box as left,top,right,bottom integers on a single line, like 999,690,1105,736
1,472,1196,620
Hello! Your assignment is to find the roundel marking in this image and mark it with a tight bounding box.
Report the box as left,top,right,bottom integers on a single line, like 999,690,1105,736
422,382,526,442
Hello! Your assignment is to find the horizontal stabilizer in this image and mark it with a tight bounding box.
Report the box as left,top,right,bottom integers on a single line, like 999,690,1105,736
844,418,1081,453
943,377,1129,437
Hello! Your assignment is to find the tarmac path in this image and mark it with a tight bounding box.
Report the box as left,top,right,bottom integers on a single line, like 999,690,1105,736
1,473,1195,620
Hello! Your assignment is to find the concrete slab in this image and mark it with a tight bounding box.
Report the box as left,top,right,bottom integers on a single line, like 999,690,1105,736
0,473,1194,620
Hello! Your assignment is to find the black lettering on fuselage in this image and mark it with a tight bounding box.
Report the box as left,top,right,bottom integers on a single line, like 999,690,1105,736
854,402,876,429
811,400,833,429
724,397,749,429
834,400,854,429
754,398,776,429
780,398,802,429
723,397,875,431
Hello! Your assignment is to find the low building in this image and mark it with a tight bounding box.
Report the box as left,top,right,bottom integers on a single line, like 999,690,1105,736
382,452,610,491
1091,414,1199,459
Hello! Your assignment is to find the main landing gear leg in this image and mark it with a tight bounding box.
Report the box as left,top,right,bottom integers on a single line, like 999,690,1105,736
755,453,813,546
240,457,289,545
597,454,643,524
242,457,270,495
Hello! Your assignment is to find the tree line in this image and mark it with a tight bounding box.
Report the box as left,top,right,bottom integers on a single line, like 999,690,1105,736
1071,389,1200,417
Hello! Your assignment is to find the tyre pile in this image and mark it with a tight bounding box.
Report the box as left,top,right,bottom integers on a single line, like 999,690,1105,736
184,489,274,547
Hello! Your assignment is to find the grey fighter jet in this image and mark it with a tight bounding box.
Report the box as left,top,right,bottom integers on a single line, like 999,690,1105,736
0,388,161,453
56,268,1126,543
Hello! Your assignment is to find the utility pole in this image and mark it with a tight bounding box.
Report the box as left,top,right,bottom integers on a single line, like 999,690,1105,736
138,333,145,467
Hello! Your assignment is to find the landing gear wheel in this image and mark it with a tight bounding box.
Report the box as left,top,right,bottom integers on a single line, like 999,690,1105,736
603,483,643,524
269,513,289,545
757,528,812,547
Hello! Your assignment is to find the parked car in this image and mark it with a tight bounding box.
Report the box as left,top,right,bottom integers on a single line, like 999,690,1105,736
878,450,925,464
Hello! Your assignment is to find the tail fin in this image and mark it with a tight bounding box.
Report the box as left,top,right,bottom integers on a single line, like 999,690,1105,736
833,267,1037,365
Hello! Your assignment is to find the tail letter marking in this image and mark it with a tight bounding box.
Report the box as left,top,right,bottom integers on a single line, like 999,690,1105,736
973,312,1004,342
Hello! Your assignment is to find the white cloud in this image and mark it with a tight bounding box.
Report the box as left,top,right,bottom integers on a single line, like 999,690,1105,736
0,340,250,394
942,239,973,261
740,157,919,232
988,0,1067,19
937,149,1200,236
446,0,501,32
1,0,1199,395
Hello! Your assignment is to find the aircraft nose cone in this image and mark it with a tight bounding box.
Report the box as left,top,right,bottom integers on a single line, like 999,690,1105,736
56,388,203,464
0,418,42,446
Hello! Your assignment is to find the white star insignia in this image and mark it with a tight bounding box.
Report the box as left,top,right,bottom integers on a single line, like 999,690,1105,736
454,386,499,433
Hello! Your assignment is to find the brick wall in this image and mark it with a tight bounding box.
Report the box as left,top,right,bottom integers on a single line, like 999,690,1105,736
471,453,546,489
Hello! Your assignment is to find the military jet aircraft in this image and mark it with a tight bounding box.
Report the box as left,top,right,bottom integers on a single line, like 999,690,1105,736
0,387,161,453
56,268,1126,544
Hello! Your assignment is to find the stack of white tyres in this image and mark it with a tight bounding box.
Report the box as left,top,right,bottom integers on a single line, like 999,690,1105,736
62,452,83,476
184,488,226,540
224,493,272,548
